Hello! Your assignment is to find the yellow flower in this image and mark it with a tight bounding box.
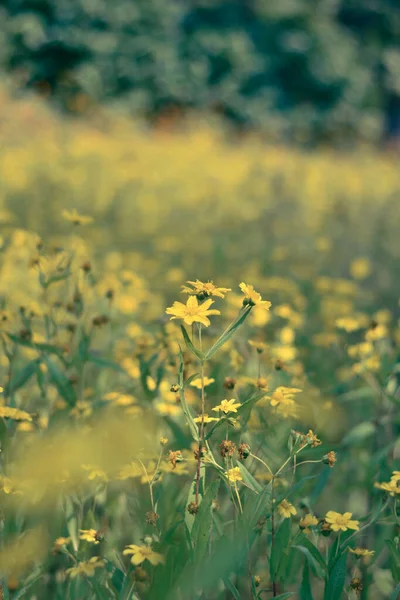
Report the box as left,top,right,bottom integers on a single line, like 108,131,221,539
278,499,297,518
349,547,375,559
225,467,243,483
325,511,359,532
117,462,142,480
239,283,272,310
79,529,100,544
66,557,105,578
62,209,93,226
123,544,164,566
53,537,71,552
193,413,219,423
302,430,322,448
181,280,231,298
335,317,364,332
374,479,400,496
266,386,302,418
248,340,268,353
350,258,371,280
212,399,241,414
190,376,215,389
269,387,302,407
166,295,220,327
299,514,319,533
81,465,109,482
103,392,136,407
0,406,32,421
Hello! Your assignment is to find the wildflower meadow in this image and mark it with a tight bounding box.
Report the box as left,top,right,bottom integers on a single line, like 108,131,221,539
0,90,400,600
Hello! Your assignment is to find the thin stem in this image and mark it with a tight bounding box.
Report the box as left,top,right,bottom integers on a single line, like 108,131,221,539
250,453,274,477
271,483,277,597
195,325,205,506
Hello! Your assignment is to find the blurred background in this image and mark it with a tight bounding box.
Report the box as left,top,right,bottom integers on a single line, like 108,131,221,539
0,0,399,145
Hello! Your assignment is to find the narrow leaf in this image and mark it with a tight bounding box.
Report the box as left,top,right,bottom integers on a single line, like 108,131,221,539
180,326,205,360
205,306,252,360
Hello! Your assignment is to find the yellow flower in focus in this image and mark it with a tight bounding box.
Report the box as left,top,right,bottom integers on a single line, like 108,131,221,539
278,499,297,518
299,514,318,533
123,544,164,566
166,296,220,327
225,467,243,483
79,529,100,544
212,399,241,414
239,283,272,310
62,209,94,226
190,376,215,389
325,511,359,532
66,556,104,578
181,280,231,298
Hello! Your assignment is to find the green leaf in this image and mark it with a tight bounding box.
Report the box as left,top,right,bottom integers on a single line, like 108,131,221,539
111,566,125,594
6,333,65,358
185,465,205,536
294,534,327,575
223,577,241,599
273,594,294,599
6,359,38,395
65,497,79,552
237,461,262,494
88,352,125,372
300,560,314,600
184,372,201,387
205,306,252,360
324,551,347,600
391,582,400,600
386,539,400,583
247,481,272,528
178,350,199,441
192,480,220,562
270,517,291,581
341,421,376,446
293,544,325,579
180,325,205,360
277,475,317,504
44,356,77,406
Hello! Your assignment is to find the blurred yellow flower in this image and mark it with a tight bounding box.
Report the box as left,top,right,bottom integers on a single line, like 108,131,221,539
225,467,243,483
123,544,164,565
181,280,231,298
62,209,93,226
79,529,100,544
299,514,318,533
350,258,371,280
66,556,105,577
0,406,32,421
193,413,219,423
278,499,297,518
190,376,215,389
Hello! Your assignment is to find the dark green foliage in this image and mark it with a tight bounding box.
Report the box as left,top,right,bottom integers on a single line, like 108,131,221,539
0,0,399,142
